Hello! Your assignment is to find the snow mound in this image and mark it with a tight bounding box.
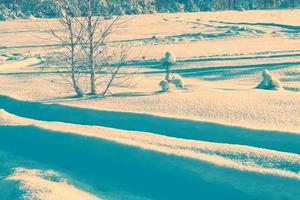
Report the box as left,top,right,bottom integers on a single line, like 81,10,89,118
159,80,169,91
256,69,283,90
170,74,185,88
6,168,100,200
159,74,184,91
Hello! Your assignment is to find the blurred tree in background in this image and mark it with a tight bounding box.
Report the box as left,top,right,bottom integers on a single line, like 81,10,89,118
1,0,300,20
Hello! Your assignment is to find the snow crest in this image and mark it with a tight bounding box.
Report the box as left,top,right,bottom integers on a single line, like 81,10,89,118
6,168,100,200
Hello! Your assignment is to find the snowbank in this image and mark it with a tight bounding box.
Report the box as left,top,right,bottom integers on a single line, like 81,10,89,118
1,108,300,199
7,168,100,200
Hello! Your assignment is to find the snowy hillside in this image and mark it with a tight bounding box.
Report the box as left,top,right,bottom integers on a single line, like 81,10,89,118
0,9,300,200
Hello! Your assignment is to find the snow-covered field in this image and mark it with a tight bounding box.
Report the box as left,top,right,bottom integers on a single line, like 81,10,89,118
0,9,300,200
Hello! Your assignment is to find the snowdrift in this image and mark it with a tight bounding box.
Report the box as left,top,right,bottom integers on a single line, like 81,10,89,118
1,96,300,199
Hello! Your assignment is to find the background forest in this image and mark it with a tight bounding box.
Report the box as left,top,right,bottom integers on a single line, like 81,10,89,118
1,0,300,20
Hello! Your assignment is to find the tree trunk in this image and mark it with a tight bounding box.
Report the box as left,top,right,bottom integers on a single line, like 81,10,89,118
87,13,96,95
232,0,236,8
89,47,96,95
228,0,232,9
70,49,83,97
69,22,83,97
71,71,83,97
165,63,171,81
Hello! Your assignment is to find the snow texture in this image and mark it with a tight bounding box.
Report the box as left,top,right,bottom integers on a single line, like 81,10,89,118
6,168,100,200
0,9,300,200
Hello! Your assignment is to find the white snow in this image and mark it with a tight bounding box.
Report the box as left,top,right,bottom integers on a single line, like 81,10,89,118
6,168,100,200
1,109,300,180
0,57,41,72
0,8,300,200
1,109,300,199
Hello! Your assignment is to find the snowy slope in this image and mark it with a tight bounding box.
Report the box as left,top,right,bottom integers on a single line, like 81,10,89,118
1,109,300,200
6,168,100,200
0,9,300,200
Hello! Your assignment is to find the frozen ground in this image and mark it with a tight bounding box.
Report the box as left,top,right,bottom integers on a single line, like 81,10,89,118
0,9,300,200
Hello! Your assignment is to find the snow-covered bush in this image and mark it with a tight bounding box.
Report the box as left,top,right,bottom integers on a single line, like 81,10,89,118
159,80,169,91
164,51,176,81
256,69,283,90
170,74,184,88
165,51,176,65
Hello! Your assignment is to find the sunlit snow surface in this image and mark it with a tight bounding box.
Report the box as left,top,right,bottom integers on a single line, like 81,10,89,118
0,9,300,200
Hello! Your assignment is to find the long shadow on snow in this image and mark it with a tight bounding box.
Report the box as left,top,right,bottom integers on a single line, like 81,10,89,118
211,21,300,31
1,61,299,79
0,95,300,155
0,125,260,200
121,52,300,69
141,61,300,76
185,62,294,81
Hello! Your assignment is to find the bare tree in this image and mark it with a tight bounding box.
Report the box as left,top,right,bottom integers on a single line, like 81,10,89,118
78,0,126,95
50,0,84,97
49,0,136,97
80,0,98,95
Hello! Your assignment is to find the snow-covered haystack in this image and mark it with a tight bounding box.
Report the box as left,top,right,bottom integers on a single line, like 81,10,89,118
170,74,185,88
159,80,169,91
256,70,283,90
